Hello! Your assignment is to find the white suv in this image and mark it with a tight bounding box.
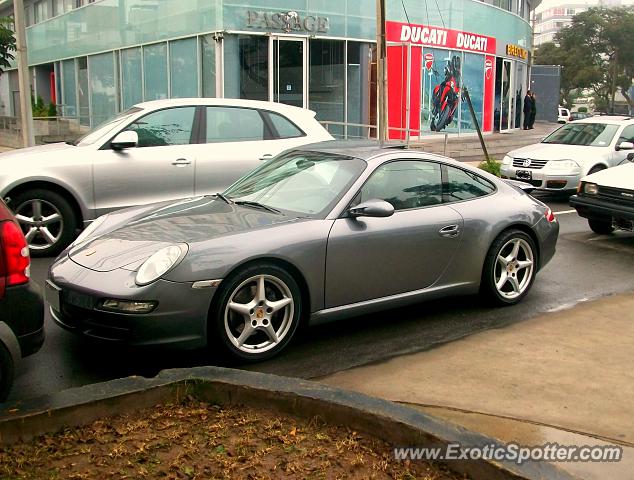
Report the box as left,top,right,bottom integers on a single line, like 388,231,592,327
501,116,634,192
558,107,571,123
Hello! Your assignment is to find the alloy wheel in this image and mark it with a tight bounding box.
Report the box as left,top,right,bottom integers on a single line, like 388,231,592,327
14,199,64,251
224,274,295,354
494,238,535,300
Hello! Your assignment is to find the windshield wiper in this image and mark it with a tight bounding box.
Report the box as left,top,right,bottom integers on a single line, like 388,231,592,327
214,193,233,205
234,200,281,214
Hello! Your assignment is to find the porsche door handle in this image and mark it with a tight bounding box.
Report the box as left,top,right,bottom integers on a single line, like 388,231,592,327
171,158,191,167
439,224,460,237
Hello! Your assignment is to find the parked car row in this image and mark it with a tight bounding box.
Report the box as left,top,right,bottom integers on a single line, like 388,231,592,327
7,99,632,397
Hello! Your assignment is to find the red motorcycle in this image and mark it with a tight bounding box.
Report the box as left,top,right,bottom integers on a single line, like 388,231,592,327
430,56,461,132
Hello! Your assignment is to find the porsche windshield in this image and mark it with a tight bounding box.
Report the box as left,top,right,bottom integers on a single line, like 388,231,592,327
223,151,366,217
542,123,619,147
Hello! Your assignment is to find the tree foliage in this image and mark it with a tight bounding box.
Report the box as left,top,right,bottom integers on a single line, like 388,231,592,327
0,16,15,76
534,6,634,111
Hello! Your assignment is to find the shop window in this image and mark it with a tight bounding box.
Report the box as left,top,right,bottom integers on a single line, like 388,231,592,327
443,166,495,202
205,107,266,143
201,35,216,98
347,42,374,138
89,52,117,127
170,38,198,98
143,43,168,101
421,48,462,134
61,59,77,117
225,35,268,101
459,53,484,133
128,107,196,147
121,47,143,109
309,39,345,137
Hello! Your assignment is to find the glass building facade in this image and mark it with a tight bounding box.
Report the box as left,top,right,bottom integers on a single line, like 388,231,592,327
0,0,539,136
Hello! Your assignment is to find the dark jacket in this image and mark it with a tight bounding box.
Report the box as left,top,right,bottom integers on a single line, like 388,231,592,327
523,95,532,114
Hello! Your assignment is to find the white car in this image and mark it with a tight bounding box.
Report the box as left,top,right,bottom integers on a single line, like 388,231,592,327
501,116,634,192
570,158,634,234
558,107,571,123
0,98,333,256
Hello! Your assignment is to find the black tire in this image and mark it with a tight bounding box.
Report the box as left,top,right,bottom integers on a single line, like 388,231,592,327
481,229,538,306
588,218,614,235
587,165,605,175
436,108,452,131
0,341,14,403
209,263,302,362
10,189,78,257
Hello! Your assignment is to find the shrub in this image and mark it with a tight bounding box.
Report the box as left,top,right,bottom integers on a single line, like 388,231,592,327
578,106,588,113
479,157,501,177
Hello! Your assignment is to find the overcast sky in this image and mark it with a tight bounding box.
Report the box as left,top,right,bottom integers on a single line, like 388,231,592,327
536,0,634,12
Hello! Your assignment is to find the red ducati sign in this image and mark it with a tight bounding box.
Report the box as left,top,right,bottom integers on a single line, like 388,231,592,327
424,52,434,71
485,58,493,80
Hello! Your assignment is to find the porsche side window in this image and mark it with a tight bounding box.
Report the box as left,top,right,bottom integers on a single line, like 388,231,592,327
443,166,495,202
127,107,196,148
359,161,442,211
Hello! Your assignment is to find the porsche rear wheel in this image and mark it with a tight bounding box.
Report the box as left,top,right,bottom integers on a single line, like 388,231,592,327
481,230,537,305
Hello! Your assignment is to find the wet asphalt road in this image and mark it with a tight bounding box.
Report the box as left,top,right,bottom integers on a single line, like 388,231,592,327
5,194,634,405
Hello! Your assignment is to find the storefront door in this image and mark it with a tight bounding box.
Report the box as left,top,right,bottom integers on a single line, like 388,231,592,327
271,37,307,108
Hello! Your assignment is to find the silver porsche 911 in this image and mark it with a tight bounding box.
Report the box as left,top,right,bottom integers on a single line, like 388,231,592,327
47,143,559,361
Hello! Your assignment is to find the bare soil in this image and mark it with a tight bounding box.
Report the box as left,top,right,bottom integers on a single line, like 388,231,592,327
0,399,468,479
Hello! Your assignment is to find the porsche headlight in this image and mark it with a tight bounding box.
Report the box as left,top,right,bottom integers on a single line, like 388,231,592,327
502,155,512,166
73,214,109,246
547,159,580,171
135,244,188,286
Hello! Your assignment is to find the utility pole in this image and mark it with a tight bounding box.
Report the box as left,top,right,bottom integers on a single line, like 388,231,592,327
13,0,35,147
376,0,387,144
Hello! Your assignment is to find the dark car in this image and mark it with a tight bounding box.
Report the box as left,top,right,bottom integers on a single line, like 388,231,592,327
569,112,592,121
0,199,45,401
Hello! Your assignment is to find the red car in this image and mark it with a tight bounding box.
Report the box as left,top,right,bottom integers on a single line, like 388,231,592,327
0,199,44,402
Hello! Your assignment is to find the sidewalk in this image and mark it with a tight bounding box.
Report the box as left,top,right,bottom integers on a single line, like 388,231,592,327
319,293,634,479
409,122,559,163
0,146,15,153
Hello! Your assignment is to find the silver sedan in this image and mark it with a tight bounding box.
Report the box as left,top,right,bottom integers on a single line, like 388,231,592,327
47,143,559,361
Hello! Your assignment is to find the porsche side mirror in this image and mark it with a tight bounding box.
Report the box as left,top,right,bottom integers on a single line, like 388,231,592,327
348,199,395,218
111,130,138,151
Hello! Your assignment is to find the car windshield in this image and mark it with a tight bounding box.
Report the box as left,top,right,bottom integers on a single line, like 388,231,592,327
223,151,366,217
542,123,619,147
74,107,143,146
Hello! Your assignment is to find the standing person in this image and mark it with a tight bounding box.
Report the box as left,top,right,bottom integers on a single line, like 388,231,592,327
528,92,537,129
523,90,532,130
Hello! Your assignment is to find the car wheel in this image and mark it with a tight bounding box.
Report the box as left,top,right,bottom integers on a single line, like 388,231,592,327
587,165,605,175
210,263,302,362
11,189,78,257
588,218,614,235
481,229,537,306
0,341,14,402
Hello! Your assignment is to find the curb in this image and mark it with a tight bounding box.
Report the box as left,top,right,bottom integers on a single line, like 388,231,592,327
0,367,579,480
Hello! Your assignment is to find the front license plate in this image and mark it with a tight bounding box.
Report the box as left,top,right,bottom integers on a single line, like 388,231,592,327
64,290,94,310
516,169,532,181
45,280,61,311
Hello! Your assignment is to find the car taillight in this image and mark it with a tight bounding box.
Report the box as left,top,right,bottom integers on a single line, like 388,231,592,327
569,116,573,121
545,208,556,223
1,220,30,287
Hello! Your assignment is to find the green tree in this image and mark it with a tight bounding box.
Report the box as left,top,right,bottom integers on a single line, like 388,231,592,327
540,7,634,112
0,16,15,76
